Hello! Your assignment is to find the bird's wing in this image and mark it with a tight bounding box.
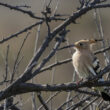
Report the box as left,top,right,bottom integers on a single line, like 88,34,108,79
87,56,101,76
92,56,101,74
87,56,103,81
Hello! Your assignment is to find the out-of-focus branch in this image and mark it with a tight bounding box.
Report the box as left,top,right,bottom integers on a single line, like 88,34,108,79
94,8,109,65
4,45,10,82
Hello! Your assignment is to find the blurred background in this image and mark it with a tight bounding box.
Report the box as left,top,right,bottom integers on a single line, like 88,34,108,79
0,0,110,109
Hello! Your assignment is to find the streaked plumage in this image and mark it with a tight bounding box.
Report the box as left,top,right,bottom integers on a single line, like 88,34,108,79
72,39,110,101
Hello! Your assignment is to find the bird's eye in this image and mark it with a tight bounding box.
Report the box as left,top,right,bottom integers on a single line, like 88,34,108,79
79,43,83,46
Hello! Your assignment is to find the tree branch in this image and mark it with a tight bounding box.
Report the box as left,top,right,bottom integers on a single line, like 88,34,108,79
0,2,43,20
0,21,43,44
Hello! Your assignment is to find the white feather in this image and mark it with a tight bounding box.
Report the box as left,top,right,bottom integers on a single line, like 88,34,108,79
93,59,99,67
88,66,96,76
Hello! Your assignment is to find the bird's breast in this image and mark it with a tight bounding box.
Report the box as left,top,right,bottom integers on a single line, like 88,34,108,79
72,52,90,78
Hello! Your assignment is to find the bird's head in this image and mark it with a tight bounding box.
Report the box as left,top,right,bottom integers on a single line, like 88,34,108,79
74,39,102,51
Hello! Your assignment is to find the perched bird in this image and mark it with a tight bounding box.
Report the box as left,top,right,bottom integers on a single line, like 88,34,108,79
72,39,110,101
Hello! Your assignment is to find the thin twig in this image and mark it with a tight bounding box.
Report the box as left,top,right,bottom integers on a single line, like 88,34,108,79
4,45,10,82
98,99,104,109
0,21,43,44
15,56,24,73
82,97,99,110
94,9,109,64
0,2,43,20
39,58,72,73
50,53,57,110
37,92,49,110
57,94,79,110
34,24,42,53
47,0,52,7
94,45,110,55
74,89,100,97
31,1,46,110
10,32,30,83
52,0,60,16
66,96,92,110
66,71,76,109
16,4,31,9
38,92,60,110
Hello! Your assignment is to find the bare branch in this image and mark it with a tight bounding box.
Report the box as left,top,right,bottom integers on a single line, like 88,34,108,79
94,45,110,55
37,92,49,110
38,92,60,110
0,21,43,44
74,89,100,97
57,94,80,110
1,72,110,101
39,58,71,73
93,3,110,9
66,96,92,110
0,2,44,20
10,32,30,83
82,97,99,110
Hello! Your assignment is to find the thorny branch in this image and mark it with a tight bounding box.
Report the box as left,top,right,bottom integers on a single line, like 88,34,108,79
0,2,43,20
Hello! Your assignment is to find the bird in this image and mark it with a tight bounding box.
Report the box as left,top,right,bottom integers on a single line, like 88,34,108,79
72,39,110,101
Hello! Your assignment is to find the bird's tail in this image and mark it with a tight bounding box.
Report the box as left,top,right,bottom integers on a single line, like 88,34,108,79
96,78,110,101
93,87,110,101
101,91,110,101
93,84,110,101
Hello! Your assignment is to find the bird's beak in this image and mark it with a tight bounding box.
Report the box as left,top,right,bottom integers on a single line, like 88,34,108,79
89,39,103,44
